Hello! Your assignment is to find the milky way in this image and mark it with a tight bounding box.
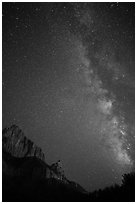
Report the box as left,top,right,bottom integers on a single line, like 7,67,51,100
3,2,134,191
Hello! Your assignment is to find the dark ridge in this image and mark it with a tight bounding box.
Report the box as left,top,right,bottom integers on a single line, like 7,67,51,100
2,125,135,201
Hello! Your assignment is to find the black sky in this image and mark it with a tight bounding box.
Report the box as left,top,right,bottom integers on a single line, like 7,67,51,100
2,2,135,191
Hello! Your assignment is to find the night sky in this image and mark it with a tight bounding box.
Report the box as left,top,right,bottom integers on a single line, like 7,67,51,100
2,2,135,191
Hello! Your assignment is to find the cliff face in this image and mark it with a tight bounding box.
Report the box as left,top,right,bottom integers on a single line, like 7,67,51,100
2,125,69,182
2,125,45,162
2,125,86,201
2,125,134,202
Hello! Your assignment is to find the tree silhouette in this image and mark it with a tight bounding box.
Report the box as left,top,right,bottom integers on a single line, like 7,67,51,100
89,172,135,202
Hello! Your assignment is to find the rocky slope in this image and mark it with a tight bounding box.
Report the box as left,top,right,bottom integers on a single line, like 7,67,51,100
3,125,45,161
2,125,134,202
2,125,86,201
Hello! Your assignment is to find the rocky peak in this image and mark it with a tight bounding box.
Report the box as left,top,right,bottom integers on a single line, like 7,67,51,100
2,125,45,162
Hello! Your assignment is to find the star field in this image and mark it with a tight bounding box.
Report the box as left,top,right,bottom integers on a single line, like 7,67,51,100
2,2,135,191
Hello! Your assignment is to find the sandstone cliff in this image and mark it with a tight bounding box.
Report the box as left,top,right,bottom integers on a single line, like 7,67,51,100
2,125,86,201
3,125,45,161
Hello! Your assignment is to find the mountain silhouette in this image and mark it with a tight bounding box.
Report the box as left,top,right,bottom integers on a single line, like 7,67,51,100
2,125,87,201
2,125,135,201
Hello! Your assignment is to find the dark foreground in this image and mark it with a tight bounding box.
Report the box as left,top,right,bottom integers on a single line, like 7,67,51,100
3,151,135,202
3,125,135,202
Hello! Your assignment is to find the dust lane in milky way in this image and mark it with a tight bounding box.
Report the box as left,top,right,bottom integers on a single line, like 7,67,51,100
3,2,134,191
